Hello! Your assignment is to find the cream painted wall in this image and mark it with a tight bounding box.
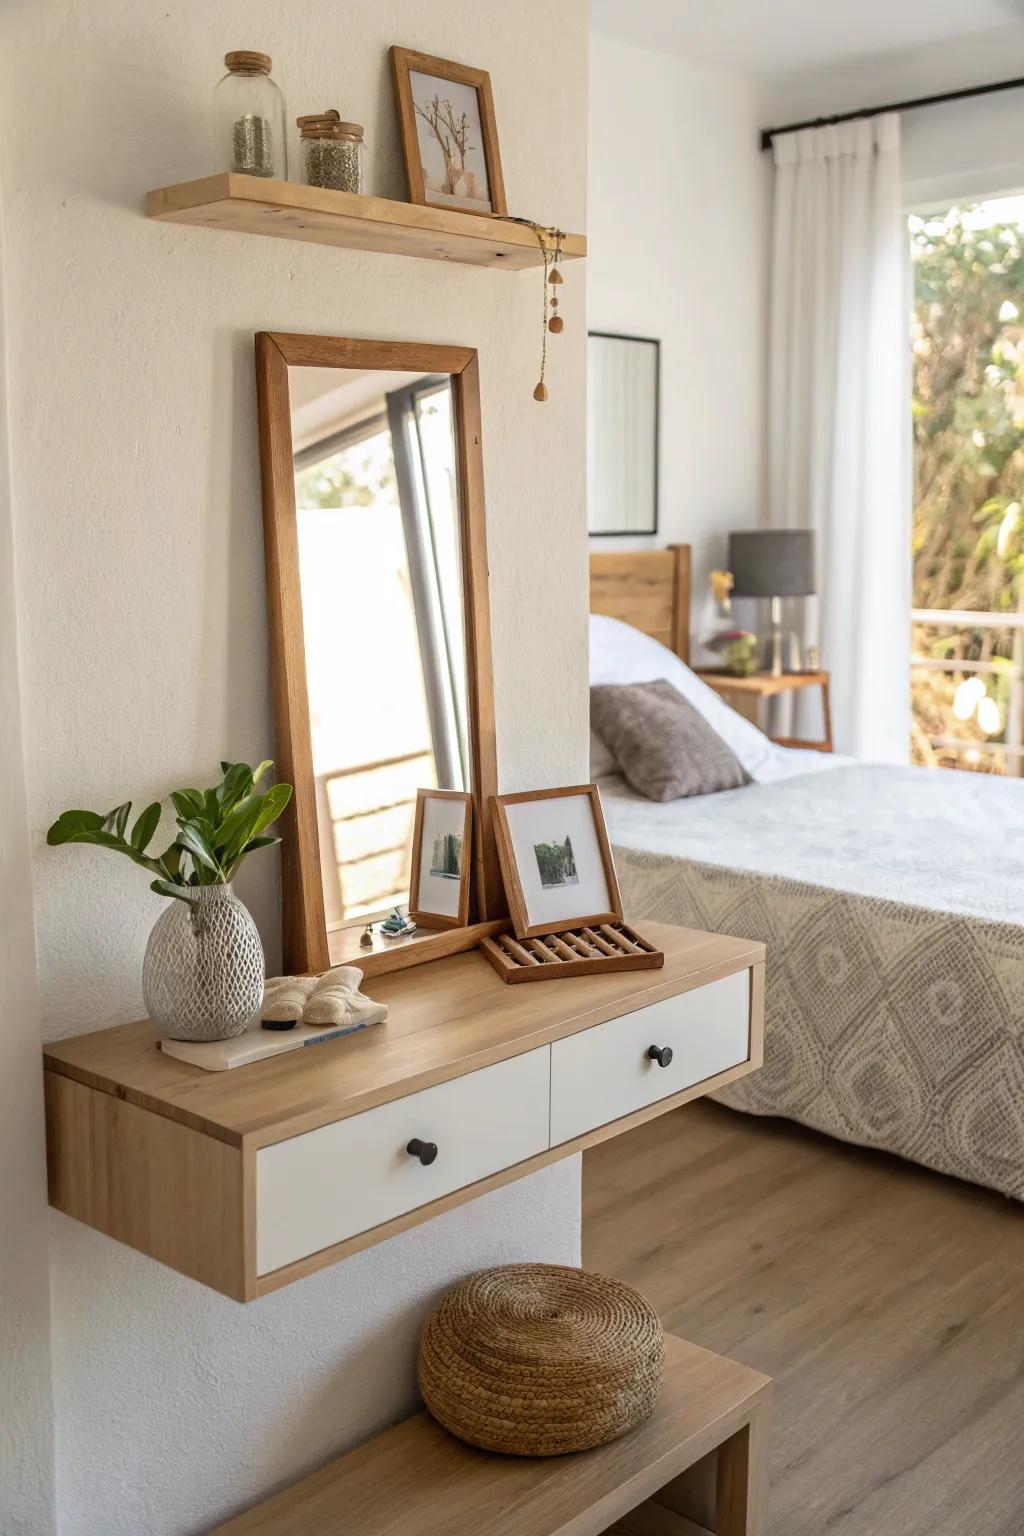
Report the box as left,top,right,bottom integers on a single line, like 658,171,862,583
0,203,57,1536
587,32,768,654
0,1,587,1531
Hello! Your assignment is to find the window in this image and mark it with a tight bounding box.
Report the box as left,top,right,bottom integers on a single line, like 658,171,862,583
910,197,1024,775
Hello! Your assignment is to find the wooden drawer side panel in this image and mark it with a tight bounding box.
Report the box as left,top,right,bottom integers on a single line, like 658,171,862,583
45,1071,248,1300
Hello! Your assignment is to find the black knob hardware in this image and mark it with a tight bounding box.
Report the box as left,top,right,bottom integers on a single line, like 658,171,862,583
406,1138,438,1166
647,1044,674,1068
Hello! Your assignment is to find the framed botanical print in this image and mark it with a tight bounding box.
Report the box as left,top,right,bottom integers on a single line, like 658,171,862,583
490,785,623,939
408,789,473,930
390,46,507,216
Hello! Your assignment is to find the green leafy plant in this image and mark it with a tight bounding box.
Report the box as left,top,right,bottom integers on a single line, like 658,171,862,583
47,761,293,904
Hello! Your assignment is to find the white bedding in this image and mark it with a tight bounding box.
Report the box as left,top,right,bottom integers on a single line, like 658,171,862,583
602,763,1024,925
590,614,1024,1197
590,612,849,783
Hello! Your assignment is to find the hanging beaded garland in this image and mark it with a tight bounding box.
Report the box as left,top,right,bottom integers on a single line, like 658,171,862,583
511,221,567,402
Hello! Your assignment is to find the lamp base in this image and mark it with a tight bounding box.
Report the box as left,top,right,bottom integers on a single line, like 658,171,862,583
769,595,783,678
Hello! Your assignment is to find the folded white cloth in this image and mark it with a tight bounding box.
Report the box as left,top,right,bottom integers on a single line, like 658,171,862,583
304,967,389,1028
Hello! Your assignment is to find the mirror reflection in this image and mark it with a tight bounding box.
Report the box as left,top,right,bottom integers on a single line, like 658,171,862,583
289,365,468,932
587,332,659,536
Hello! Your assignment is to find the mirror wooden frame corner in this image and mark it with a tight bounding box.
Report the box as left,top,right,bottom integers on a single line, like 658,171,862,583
255,331,504,976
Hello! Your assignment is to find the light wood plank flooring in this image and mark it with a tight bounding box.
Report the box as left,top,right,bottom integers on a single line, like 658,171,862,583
583,1102,1024,1536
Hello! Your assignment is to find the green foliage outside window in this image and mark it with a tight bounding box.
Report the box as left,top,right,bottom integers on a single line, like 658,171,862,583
911,202,1024,771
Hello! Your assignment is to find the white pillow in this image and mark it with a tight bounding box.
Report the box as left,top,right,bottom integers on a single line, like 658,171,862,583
590,727,619,780
589,613,782,783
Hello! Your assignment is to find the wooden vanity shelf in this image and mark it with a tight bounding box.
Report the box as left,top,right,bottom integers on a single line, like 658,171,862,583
481,922,664,983
213,1331,771,1535
43,923,763,1301
146,175,587,271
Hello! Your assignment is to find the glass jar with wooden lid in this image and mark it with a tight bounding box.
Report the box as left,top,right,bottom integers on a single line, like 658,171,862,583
214,50,287,179
297,111,365,194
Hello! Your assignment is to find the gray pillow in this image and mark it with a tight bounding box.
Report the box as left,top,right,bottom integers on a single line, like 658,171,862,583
590,680,749,802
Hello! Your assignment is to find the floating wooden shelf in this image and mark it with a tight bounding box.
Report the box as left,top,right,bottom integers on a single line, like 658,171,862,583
43,924,763,1300
213,1332,771,1534
146,174,587,270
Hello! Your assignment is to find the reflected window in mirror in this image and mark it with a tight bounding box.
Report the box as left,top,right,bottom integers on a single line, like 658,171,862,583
587,332,659,537
289,365,469,930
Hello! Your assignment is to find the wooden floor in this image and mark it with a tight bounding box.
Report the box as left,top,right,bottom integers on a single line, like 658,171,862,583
583,1101,1024,1536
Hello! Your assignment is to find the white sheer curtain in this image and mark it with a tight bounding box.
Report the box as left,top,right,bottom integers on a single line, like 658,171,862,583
769,113,910,762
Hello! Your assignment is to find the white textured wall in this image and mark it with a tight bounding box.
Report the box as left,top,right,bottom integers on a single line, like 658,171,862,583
0,200,57,1536
0,1,588,1531
587,33,768,652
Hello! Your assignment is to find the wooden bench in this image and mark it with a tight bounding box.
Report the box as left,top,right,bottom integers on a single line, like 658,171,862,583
212,1332,771,1535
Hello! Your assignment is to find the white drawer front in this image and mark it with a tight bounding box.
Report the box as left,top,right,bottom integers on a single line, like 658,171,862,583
549,969,751,1146
256,1048,550,1276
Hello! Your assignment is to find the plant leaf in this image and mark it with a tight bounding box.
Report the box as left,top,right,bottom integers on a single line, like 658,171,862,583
219,761,253,815
130,802,162,852
58,828,133,853
151,878,195,904
160,843,183,880
251,759,273,787
172,789,204,820
47,809,105,845
102,803,132,839
176,820,221,874
223,834,280,878
252,782,293,836
210,791,260,854
241,834,278,852
222,784,292,865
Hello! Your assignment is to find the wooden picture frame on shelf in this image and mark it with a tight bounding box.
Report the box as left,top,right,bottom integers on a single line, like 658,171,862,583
408,789,473,931
390,46,507,217
490,785,623,939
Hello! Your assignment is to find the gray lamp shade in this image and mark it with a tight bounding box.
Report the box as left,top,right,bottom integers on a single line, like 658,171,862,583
728,529,816,598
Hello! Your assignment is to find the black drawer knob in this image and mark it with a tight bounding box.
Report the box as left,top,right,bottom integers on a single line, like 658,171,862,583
647,1044,674,1068
406,1138,438,1166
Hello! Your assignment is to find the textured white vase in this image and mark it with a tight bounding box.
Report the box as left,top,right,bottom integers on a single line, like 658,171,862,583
142,884,265,1042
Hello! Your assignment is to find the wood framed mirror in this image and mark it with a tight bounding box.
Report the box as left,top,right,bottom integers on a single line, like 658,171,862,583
256,333,503,976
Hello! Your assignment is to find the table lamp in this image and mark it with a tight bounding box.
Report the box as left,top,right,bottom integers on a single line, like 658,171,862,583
727,529,816,677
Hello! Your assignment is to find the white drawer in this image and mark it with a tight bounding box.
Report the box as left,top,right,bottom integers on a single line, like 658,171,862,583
256,1048,550,1276
549,969,751,1146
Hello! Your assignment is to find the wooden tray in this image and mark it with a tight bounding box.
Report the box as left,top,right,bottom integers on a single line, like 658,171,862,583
480,921,664,983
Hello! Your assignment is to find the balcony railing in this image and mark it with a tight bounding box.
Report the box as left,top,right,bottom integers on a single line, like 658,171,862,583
911,608,1024,769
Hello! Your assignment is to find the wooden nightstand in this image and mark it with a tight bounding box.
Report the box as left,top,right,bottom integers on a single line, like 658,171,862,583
697,669,833,753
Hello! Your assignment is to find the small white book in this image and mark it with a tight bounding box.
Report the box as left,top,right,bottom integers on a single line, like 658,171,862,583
159,1007,387,1073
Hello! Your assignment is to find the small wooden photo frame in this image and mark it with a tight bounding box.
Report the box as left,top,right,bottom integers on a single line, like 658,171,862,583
490,785,623,939
409,789,473,931
390,46,507,216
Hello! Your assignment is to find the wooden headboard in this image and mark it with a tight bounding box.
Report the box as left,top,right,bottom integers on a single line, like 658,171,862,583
589,546,692,664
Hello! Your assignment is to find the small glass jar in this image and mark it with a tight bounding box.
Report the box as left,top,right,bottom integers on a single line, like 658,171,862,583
297,111,365,194
214,51,287,179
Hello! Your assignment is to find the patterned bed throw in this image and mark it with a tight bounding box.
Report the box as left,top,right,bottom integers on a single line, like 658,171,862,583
605,765,1024,1200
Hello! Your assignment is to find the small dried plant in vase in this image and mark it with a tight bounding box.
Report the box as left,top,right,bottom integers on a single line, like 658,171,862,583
48,761,292,1042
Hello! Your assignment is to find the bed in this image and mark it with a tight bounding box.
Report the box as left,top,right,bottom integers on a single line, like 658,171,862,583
590,547,1024,1201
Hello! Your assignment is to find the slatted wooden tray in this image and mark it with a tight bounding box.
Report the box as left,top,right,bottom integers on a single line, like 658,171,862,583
480,921,665,983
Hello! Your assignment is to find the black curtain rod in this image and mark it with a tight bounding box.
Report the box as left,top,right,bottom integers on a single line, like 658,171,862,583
760,73,1024,152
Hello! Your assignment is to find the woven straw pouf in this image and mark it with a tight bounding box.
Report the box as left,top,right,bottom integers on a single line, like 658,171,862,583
417,1262,665,1456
